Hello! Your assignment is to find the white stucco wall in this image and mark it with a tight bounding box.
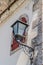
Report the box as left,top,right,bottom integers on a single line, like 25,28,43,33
0,1,34,65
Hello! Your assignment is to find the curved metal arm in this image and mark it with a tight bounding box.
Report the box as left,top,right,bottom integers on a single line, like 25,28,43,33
16,39,34,51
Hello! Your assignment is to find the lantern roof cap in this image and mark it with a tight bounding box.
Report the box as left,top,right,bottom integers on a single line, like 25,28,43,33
11,20,29,28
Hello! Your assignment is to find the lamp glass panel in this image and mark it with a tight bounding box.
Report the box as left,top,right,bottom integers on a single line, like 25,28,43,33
13,23,17,35
18,23,26,36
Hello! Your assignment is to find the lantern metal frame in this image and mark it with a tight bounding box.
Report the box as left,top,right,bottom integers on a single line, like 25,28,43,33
11,20,29,41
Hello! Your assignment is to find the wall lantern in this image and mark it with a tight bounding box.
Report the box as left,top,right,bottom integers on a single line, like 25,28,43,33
11,20,28,41
10,14,29,54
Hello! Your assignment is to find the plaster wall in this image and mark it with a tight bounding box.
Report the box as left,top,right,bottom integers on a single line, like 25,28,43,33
0,1,33,65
